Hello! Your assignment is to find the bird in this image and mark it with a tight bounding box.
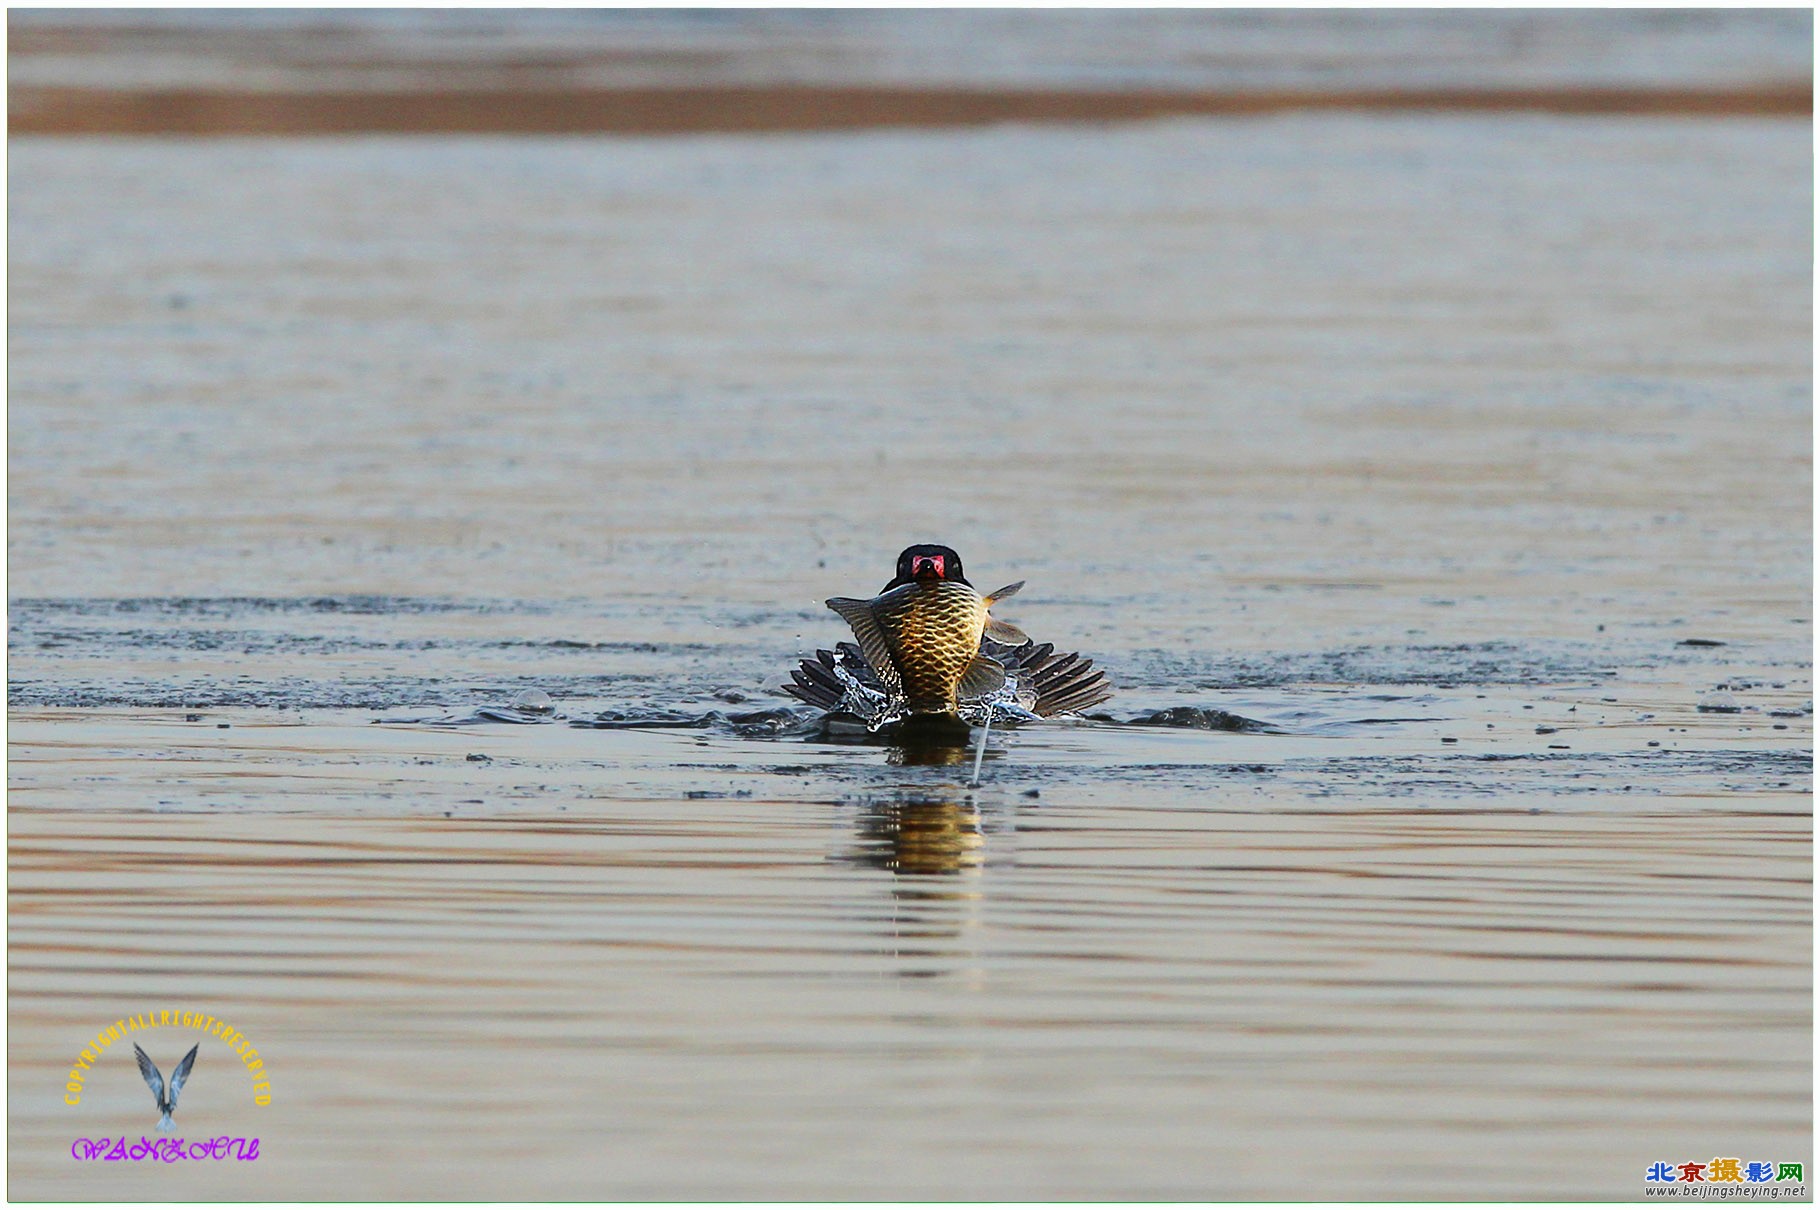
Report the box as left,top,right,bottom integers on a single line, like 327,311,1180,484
133,1043,199,1133
784,544,1113,725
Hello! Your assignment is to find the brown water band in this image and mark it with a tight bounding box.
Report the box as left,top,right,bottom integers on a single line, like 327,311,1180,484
11,83,1811,136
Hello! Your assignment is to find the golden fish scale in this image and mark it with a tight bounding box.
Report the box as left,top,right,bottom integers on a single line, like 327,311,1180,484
871,579,986,710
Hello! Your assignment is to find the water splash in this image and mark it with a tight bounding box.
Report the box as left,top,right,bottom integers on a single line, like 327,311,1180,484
825,647,1043,733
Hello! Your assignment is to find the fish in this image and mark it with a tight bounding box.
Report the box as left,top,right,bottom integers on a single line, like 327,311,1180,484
134,1043,199,1133
786,544,1112,721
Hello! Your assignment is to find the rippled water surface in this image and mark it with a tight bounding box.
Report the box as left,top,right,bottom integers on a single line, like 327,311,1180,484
11,9,1809,93
9,113,1811,1198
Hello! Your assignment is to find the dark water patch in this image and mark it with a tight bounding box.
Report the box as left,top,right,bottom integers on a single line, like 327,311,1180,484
569,705,822,738
731,742,1815,805
14,628,719,657
1127,706,1278,733
20,626,452,656
1131,641,1620,689
498,639,720,653
11,599,1807,741
7,595,803,712
10,595,556,619
377,690,563,726
11,623,714,659
1307,748,1815,798
9,675,646,711
570,708,710,730
1132,638,1804,691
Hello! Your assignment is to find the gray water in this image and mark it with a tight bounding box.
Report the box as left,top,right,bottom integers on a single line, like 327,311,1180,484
8,114,1811,1199
10,8,1810,92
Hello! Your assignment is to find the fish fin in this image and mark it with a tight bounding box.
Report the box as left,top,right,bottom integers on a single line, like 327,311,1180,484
825,597,901,692
983,617,1029,645
1031,655,1115,715
784,650,844,710
956,654,1007,701
983,580,1024,605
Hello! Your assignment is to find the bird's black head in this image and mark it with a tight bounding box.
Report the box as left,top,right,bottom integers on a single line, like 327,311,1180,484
886,544,968,590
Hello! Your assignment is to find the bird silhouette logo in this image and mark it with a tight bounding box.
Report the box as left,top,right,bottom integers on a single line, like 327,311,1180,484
132,1043,199,1133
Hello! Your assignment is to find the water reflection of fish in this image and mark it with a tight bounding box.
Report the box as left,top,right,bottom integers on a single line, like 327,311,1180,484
784,544,1113,726
848,796,984,877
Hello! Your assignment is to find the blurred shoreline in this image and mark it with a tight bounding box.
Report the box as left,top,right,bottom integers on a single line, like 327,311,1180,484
11,82,1812,135
12,9,1808,134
